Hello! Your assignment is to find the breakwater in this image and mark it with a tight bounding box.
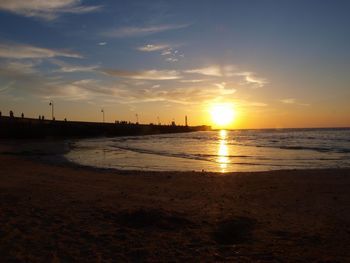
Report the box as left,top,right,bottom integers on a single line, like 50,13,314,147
0,116,211,138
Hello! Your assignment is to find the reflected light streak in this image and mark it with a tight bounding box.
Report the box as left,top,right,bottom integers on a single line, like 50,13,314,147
217,130,230,172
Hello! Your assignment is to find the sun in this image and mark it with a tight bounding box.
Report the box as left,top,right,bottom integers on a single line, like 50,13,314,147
210,103,236,127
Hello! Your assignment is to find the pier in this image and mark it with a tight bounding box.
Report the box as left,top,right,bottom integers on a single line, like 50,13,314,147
0,116,211,139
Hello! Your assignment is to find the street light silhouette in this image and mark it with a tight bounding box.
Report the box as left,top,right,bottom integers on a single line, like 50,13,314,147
135,113,139,124
49,100,54,120
101,108,105,123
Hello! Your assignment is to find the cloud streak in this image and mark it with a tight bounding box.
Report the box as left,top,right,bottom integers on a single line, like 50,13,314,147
137,43,184,63
185,65,238,77
58,65,98,73
5,60,39,74
102,69,181,80
103,24,188,38
50,60,99,73
0,43,82,59
235,71,268,88
185,65,268,88
137,44,170,52
280,98,310,106
185,66,223,77
97,83,237,105
0,0,101,20
280,98,296,104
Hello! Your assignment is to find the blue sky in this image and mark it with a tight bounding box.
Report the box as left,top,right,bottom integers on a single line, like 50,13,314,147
0,0,349,128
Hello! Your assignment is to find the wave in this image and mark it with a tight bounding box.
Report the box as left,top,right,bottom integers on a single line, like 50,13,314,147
278,145,350,153
225,141,350,154
112,145,214,163
111,145,260,164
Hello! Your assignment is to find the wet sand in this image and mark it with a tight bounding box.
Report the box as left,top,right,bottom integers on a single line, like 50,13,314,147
0,141,350,262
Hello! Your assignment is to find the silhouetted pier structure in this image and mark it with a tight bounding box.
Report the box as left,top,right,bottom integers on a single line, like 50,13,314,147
0,115,211,139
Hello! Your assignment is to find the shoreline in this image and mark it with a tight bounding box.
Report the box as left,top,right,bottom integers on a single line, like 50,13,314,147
1,141,350,261
2,138,349,174
5,144,350,176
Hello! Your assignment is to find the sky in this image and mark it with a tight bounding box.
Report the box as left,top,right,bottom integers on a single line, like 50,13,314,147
0,0,349,129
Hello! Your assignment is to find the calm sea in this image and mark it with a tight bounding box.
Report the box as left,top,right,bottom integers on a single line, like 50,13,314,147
65,128,350,172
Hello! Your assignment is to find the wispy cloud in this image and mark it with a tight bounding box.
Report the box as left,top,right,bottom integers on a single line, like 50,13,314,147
280,98,310,106
103,24,189,38
5,60,39,74
99,83,237,105
51,59,99,73
98,42,107,46
0,61,57,98
235,71,268,88
102,69,181,80
179,79,207,83
161,49,172,56
59,65,98,73
165,57,178,62
185,66,223,77
185,65,236,77
0,61,112,101
136,43,184,63
213,82,236,95
0,0,101,20
0,58,105,101
280,98,296,104
0,60,261,107
185,65,267,88
137,44,170,52
0,43,82,59
246,102,268,107
49,79,114,101
0,81,15,94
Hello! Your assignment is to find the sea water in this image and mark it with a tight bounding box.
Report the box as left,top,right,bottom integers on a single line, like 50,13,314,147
65,128,350,172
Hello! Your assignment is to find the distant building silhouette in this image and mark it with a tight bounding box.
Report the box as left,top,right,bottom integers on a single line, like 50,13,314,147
9,111,14,118
21,113,24,118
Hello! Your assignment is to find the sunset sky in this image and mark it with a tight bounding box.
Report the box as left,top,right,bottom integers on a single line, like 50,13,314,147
0,0,349,129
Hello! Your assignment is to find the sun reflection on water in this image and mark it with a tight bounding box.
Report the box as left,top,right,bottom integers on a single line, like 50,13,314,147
217,130,230,172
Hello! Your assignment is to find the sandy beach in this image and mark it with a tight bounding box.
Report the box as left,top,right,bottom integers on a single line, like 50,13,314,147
1,141,350,262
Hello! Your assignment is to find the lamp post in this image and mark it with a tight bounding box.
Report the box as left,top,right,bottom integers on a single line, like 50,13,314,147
49,100,54,120
135,113,139,124
101,108,105,123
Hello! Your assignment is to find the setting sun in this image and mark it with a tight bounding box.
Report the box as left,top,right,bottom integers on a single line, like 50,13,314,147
210,104,236,127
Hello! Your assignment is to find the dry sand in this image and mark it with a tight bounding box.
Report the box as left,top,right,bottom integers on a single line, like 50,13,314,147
0,141,350,262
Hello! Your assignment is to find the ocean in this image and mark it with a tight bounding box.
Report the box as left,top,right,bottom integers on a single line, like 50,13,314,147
65,128,350,172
